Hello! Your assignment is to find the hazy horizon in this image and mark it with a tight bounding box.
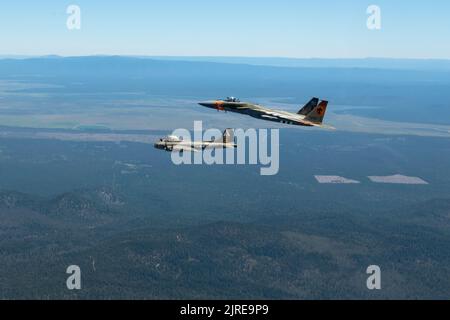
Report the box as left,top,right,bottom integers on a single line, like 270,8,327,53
1,55,450,60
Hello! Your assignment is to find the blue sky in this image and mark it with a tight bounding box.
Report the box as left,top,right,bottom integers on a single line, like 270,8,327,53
0,0,449,58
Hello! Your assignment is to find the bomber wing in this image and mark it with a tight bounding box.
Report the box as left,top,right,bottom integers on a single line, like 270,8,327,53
172,144,200,152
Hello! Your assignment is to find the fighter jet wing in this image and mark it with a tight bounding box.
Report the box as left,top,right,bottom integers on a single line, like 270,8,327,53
260,109,304,121
302,121,336,130
260,106,336,129
172,144,200,152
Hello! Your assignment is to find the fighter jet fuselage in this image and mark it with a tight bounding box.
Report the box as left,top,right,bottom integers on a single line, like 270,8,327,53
199,97,334,129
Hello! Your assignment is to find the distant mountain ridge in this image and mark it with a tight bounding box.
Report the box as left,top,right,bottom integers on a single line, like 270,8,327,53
147,56,450,71
2,55,450,70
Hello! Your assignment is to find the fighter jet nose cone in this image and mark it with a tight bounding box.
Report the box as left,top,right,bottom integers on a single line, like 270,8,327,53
198,101,209,107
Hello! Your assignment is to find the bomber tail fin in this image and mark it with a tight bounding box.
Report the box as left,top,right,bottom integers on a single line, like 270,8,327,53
218,128,234,144
297,97,319,115
304,100,328,124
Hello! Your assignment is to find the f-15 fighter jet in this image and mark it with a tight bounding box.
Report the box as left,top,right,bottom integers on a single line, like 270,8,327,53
199,97,334,129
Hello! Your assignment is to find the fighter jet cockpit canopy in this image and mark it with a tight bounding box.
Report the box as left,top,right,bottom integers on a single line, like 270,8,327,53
225,97,240,102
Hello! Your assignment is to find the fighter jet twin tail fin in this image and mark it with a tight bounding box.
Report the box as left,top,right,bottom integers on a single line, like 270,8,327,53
298,97,331,127
297,97,319,115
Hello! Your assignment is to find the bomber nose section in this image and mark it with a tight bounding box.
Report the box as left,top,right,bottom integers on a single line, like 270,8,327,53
154,140,165,150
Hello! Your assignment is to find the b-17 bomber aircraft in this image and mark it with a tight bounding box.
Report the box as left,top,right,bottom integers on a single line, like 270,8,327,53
199,97,334,129
154,128,236,152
